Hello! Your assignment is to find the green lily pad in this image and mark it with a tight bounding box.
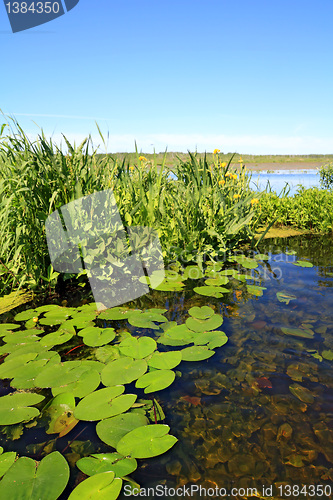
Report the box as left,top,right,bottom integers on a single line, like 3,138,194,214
254,253,269,260
276,291,297,304
289,383,314,404
188,306,214,319
101,358,147,386
39,330,73,347
118,337,157,359
68,472,122,500
193,331,228,349
0,392,45,425
157,324,194,346
0,323,21,336
94,346,120,364
186,314,223,333
205,276,229,286
98,307,132,321
135,370,175,393
117,424,177,459
39,308,73,326
182,265,204,280
127,311,167,329
51,369,101,399
2,330,41,344
293,260,313,268
286,250,297,255
96,412,149,448
0,451,17,478
281,327,314,339
0,353,38,379
246,284,267,296
147,351,182,370
76,453,137,478
11,353,61,389
80,327,116,347
42,393,79,437
322,350,333,361
74,387,137,421
0,452,69,500
194,286,229,298
181,346,215,361
233,256,258,269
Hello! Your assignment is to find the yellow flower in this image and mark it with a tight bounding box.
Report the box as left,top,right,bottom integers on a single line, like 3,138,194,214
32,317,38,322
251,198,259,205
225,172,232,177
213,149,220,155
233,193,241,199
238,156,243,163
129,166,135,171
219,180,225,186
138,156,147,162
220,162,227,168
232,174,237,180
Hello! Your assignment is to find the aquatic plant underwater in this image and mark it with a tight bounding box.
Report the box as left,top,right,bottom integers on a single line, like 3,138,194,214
1,119,333,498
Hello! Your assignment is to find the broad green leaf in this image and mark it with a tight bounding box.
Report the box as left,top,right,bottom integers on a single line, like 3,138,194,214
186,314,223,333
101,358,147,386
193,286,229,298
281,327,314,339
0,323,21,336
205,276,229,286
76,453,137,478
181,346,215,361
147,351,182,370
188,306,215,319
81,327,116,347
119,337,156,359
42,393,79,437
254,253,269,260
276,291,297,304
246,284,267,296
193,331,228,349
68,472,122,500
74,387,137,421
293,260,313,268
0,353,38,379
52,369,101,398
135,370,175,393
117,424,177,459
289,384,314,404
0,392,45,425
182,265,204,280
127,311,167,329
96,413,149,448
0,451,16,478
98,307,132,321
0,452,69,500
322,350,333,361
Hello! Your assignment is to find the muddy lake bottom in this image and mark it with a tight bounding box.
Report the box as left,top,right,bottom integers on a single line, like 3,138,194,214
1,233,333,499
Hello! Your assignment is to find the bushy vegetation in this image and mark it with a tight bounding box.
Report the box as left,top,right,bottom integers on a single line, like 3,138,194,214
255,186,333,233
319,162,333,190
0,121,262,296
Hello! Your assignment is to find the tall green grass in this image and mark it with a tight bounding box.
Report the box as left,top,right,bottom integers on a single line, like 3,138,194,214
0,118,263,296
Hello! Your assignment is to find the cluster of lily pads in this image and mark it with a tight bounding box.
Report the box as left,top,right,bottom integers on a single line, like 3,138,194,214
0,250,317,498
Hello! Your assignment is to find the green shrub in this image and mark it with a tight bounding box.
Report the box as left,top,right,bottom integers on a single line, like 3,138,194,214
319,162,333,190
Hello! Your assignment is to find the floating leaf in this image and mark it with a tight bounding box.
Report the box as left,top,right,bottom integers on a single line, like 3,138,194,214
127,311,167,329
246,284,267,296
193,331,228,349
188,306,214,320
74,387,136,421
322,350,333,361
0,323,21,336
157,324,194,346
119,337,157,359
281,327,314,339
181,346,215,361
289,383,314,404
0,452,69,500
42,393,78,437
0,392,45,425
0,451,17,478
147,351,182,370
96,413,149,448
11,353,61,390
233,256,258,269
135,370,175,393
186,314,223,333
286,250,297,255
80,327,116,347
193,286,229,298
68,472,122,500
117,424,177,459
0,353,38,379
182,265,204,280
76,453,137,478
101,358,147,386
254,253,269,261
276,291,297,304
98,307,132,321
293,260,313,268
205,276,229,286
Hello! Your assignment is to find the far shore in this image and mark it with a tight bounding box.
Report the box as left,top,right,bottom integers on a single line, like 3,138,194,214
244,162,322,171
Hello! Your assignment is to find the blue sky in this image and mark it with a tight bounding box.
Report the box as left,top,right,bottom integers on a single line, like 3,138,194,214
1,0,333,153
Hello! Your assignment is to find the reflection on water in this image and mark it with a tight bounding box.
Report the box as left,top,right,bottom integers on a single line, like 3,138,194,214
249,169,320,196
124,234,333,499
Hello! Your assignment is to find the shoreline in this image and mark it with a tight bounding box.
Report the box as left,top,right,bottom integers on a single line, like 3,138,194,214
244,162,322,171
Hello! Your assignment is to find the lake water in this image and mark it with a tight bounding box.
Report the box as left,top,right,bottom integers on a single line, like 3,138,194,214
249,169,320,196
